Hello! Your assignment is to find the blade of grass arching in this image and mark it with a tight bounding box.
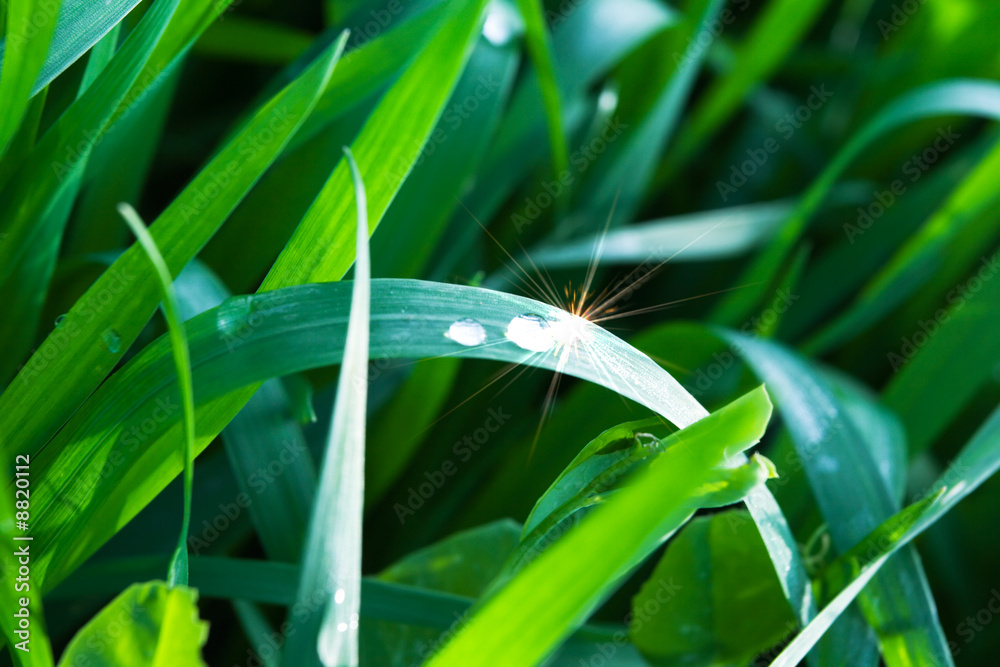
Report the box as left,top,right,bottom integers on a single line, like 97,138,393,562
30,279,708,591
0,35,345,465
452,320,817,637
490,422,775,594
284,148,370,667
573,0,725,225
0,0,181,379
514,0,568,188
780,139,986,341
193,15,311,65
173,260,318,563
176,0,493,507
804,136,1000,354
0,0,58,157
659,0,832,184
712,79,1000,326
425,388,774,667
770,405,1000,667
713,330,953,667
0,0,142,95
118,203,196,588
882,245,1000,455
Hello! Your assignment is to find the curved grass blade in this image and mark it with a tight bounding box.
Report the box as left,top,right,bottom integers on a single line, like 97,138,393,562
424,387,773,666
284,149,371,667
712,329,952,667
0,33,346,466
713,79,1000,325
31,279,707,591
805,137,1000,354
118,204,196,588
769,405,1000,666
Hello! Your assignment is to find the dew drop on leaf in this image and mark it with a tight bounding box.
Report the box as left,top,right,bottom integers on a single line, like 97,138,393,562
446,318,487,346
101,328,122,353
506,314,555,352
54,314,66,328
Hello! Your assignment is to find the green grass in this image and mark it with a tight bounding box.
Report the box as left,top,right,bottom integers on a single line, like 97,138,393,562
2,0,1000,665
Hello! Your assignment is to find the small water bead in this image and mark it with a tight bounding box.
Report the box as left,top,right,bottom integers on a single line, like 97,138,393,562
446,318,487,346
101,328,122,353
54,314,66,328
334,588,346,604
506,314,555,352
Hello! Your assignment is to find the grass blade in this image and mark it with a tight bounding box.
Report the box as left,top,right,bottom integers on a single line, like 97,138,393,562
769,405,1000,666
30,279,707,591
425,387,773,666
284,148,370,666
0,33,345,465
118,203,196,588
712,79,1000,325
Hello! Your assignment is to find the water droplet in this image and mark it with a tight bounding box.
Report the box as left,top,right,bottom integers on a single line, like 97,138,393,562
506,314,555,352
446,318,487,346
482,2,519,46
349,613,359,630
101,328,122,353
337,622,348,633
334,588,346,604
54,314,66,328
